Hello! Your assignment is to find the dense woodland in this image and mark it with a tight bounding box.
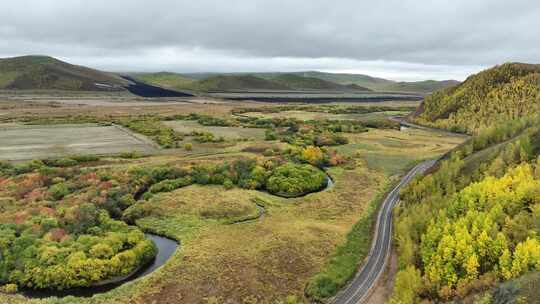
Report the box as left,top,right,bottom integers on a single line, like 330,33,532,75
0,143,344,291
0,160,157,291
413,63,540,134
391,117,540,303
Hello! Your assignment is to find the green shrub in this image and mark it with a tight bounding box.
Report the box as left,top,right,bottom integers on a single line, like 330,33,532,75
51,177,66,184
123,203,151,224
223,179,234,190
266,164,327,197
120,119,183,148
0,161,13,175
149,177,193,194
120,151,143,159
13,160,46,175
1,284,18,294
44,157,78,167
48,182,71,200
70,154,100,163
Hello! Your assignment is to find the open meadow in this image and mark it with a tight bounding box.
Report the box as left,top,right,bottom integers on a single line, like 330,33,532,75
164,120,266,141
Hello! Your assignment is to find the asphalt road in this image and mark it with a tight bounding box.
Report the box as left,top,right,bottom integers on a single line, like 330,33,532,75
332,160,437,304
389,116,470,139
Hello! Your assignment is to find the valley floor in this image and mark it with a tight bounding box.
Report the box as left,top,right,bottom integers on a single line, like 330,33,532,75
0,93,464,304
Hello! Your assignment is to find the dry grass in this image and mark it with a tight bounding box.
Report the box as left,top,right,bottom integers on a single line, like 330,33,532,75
241,110,408,122
164,120,266,141
149,185,260,223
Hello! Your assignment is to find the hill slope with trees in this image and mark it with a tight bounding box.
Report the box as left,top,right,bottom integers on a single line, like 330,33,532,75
413,63,540,134
391,110,540,301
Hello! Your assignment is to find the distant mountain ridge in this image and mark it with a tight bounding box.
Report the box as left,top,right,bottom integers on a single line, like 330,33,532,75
134,71,458,93
413,62,540,134
0,55,128,91
134,72,373,92
0,55,459,94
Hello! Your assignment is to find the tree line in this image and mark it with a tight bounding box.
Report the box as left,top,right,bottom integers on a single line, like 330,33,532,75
391,117,540,303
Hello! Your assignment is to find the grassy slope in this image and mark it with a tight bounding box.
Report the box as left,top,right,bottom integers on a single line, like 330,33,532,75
134,71,457,93
383,80,459,93
413,62,540,134
131,72,197,90
270,74,371,91
285,71,393,91
0,55,128,91
195,75,290,91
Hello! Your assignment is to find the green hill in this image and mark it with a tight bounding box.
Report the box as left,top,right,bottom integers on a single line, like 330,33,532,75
287,71,392,90
181,71,457,92
269,74,371,91
272,72,458,92
413,63,540,134
383,79,459,93
131,72,197,91
133,73,290,92
0,55,128,91
195,75,290,91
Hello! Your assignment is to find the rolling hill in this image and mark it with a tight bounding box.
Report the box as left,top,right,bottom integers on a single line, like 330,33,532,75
132,73,372,92
382,79,460,93
269,74,371,91
0,55,458,94
131,72,197,91
195,75,290,91
283,71,393,90
413,63,540,134
138,71,457,93
0,55,128,91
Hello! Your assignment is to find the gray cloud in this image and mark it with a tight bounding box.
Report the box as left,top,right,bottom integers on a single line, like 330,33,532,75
1,0,539,80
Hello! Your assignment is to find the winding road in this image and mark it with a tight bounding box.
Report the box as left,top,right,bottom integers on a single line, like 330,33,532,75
332,160,437,304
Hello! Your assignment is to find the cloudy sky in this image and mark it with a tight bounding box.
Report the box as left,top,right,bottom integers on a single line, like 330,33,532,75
1,0,539,81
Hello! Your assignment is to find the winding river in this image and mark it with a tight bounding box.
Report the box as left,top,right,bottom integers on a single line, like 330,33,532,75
22,172,333,299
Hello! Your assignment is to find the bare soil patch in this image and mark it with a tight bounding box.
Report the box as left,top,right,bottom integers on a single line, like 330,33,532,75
0,123,157,161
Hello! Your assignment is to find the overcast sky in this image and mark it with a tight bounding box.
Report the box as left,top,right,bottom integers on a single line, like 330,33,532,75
1,0,539,81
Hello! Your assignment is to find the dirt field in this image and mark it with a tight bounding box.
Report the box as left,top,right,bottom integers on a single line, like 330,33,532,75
0,123,157,161
164,120,266,140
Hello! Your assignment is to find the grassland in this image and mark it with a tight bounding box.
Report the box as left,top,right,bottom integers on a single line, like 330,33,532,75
240,110,410,123
0,95,465,304
164,120,266,141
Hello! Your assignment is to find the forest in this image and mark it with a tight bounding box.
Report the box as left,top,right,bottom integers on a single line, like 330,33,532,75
413,63,540,134
0,161,157,291
391,116,540,303
0,144,342,291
